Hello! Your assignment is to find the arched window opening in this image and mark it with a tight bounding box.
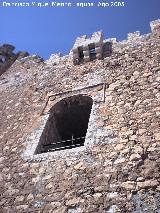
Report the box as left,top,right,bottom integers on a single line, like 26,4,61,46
35,95,93,154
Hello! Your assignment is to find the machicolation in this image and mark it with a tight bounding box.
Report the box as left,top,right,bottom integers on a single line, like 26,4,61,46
72,31,112,64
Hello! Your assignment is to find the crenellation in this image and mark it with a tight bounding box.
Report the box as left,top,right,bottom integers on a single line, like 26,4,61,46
72,31,104,64
72,20,160,65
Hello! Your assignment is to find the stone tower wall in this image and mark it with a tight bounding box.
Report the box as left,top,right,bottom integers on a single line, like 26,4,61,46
0,20,160,212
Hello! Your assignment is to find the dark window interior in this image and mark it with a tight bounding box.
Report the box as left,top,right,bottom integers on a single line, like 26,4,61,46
35,95,93,154
89,43,96,60
78,46,84,62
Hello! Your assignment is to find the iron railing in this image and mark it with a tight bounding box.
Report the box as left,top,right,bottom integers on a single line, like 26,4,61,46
43,136,85,152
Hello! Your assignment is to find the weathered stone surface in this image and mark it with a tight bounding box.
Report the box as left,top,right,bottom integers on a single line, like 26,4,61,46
0,44,30,76
121,181,136,190
0,20,160,212
17,51,29,59
129,154,141,161
154,133,160,141
137,180,159,189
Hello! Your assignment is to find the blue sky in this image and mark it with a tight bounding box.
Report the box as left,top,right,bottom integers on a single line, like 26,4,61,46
0,0,160,59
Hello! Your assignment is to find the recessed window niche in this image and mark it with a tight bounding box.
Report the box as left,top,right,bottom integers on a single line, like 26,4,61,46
35,95,93,154
88,43,96,61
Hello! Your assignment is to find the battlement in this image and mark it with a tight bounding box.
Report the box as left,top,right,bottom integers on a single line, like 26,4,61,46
1,19,159,72
72,31,112,64
71,19,160,65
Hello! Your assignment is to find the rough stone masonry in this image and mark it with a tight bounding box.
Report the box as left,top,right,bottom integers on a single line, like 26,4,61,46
0,19,160,213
